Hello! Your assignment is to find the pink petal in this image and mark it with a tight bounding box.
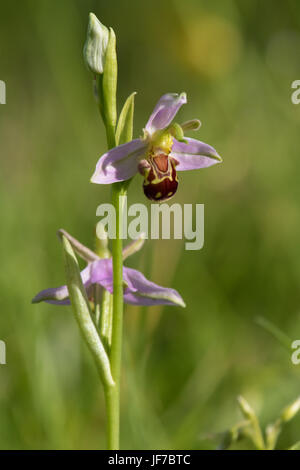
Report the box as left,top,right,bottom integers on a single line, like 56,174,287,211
171,138,222,171
33,259,185,309
32,265,92,305
145,93,187,134
91,260,185,307
90,258,114,291
91,139,147,184
122,267,186,307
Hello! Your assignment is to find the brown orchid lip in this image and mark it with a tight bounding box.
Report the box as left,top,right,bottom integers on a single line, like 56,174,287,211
139,151,179,202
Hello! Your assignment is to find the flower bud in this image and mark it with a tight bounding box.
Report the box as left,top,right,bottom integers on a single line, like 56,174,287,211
83,13,109,75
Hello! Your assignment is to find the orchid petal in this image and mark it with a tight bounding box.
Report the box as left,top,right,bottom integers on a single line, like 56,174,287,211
122,233,146,260
46,299,71,306
171,137,222,171
90,258,114,291
145,93,187,134
33,258,185,308
32,285,69,304
90,259,136,293
32,265,92,305
91,139,147,184
91,260,185,307
122,267,186,307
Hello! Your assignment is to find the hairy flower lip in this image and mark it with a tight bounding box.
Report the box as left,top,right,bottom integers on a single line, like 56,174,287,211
90,92,222,189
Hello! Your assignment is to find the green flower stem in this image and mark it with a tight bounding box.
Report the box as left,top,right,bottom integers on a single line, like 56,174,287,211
96,82,121,448
100,86,126,448
93,105,121,447
105,182,126,449
94,175,125,449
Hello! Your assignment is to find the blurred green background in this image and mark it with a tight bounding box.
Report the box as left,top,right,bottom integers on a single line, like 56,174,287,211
1,0,300,449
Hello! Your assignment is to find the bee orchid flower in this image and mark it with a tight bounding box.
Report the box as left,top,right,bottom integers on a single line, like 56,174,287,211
32,230,185,308
91,92,222,201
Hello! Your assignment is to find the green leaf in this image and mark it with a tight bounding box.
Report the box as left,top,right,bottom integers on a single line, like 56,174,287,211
115,92,136,145
62,235,114,387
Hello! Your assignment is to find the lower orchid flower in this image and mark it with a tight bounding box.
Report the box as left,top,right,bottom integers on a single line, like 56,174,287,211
32,230,185,308
91,92,222,201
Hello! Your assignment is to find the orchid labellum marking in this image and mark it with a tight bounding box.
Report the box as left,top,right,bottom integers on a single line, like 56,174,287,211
138,142,179,201
141,152,178,202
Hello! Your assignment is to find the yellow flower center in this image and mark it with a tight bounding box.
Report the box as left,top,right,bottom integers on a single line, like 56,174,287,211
151,130,174,154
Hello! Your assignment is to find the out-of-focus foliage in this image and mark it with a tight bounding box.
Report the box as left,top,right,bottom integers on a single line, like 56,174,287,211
0,0,300,449
215,396,300,450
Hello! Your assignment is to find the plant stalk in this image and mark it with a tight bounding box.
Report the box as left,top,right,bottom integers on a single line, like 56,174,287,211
106,183,125,449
